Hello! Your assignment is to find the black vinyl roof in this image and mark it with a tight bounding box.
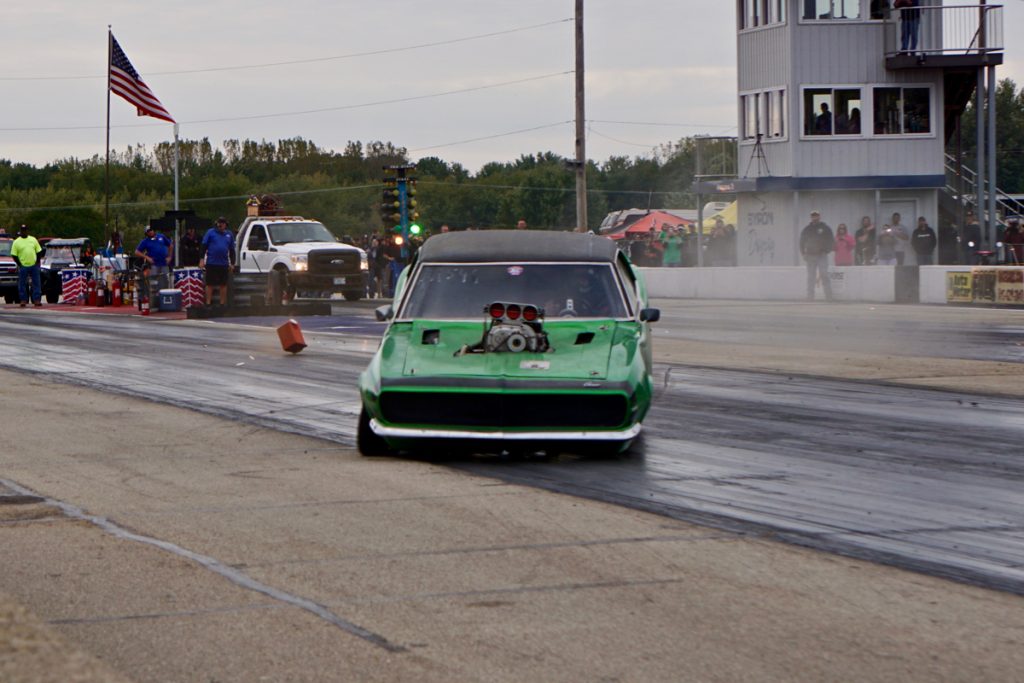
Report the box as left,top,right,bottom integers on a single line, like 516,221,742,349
418,230,618,264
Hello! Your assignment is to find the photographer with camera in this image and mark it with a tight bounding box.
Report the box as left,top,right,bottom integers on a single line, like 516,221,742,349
877,225,899,266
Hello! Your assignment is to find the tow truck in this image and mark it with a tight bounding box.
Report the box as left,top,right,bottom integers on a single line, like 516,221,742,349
235,195,367,302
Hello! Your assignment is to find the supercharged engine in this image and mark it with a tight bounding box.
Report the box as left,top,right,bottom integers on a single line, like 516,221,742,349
461,302,550,354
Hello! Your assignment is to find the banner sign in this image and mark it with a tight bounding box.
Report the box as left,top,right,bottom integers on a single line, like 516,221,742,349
996,269,1024,305
971,269,997,303
945,272,972,303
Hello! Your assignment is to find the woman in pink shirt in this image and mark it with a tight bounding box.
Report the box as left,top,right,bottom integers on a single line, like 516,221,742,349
833,223,855,266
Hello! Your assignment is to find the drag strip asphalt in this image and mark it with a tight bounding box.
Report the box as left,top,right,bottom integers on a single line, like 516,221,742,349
1,301,1023,597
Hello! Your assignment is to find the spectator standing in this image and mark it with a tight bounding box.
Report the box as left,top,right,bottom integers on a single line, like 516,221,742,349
890,212,910,265
877,225,899,266
383,234,404,296
799,211,835,301
11,224,42,307
179,225,203,267
135,227,173,282
516,219,528,230
833,224,855,266
647,229,664,266
938,221,960,264
659,224,684,267
627,237,646,266
135,225,174,298
963,211,982,264
684,225,699,266
815,103,832,135
911,216,937,265
200,217,236,306
106,230,124,256
895,0,921,54
723,224,738,266
706,222,727,266
366,236,382,298
854,216,876,265
1005,218,1023,265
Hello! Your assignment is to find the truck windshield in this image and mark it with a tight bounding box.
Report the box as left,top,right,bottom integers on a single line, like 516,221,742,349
400,263,629,320
0,241,10,256
268,222,336,245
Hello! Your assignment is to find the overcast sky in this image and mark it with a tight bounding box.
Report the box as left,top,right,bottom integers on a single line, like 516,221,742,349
2,0,1022,172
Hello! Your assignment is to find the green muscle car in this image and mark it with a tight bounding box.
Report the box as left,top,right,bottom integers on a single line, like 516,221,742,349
357,230,660,456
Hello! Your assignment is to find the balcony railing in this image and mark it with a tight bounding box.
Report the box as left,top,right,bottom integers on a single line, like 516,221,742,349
884,4,1003,59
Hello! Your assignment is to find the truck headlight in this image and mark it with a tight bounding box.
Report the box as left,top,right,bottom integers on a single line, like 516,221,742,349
291,254,308,272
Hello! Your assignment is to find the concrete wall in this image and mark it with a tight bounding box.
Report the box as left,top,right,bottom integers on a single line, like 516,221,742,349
642,265,896,302
644,264,1024,307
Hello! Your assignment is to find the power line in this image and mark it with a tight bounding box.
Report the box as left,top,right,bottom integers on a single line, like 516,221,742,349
0,71,573,132
588,127,660,149
410,121,572,153
0,19,572,81
589,119,736,129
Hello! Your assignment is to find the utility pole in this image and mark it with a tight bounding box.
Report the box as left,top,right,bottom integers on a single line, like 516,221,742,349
574,0,588,232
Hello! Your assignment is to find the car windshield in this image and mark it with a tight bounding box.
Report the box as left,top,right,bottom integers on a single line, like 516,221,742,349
268,222,335,245
400,263,629,319
0,240,10,256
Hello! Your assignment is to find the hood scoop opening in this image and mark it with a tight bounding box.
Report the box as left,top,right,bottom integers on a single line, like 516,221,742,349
575,332,595,345
421,329,440,345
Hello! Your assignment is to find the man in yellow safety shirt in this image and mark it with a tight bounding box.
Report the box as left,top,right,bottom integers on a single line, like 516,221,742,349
11,224,42,307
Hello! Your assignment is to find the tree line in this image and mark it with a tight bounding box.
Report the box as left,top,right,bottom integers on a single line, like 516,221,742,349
2,78,1020,248
0,134,729,248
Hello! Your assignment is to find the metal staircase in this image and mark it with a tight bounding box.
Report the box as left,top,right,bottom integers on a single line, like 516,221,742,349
943,153,1022,226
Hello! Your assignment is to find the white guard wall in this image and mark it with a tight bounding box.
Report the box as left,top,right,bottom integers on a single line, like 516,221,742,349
642,266,897,302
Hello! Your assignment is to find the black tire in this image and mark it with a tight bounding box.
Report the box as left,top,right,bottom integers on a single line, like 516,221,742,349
45,286,60,304
357,408,392,457
343,291,362,302
3,292,14,304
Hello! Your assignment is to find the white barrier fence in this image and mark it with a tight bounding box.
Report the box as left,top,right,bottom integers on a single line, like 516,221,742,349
641,265,1024,306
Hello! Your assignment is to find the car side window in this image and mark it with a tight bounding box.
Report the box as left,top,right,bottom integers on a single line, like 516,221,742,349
247,226,268,250
614,254,639,317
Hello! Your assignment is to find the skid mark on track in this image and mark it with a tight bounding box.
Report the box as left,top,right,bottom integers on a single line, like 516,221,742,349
0,477,405,653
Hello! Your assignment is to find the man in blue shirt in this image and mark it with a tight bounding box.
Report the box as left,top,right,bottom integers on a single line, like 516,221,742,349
135,226,174,298
201,217,236,306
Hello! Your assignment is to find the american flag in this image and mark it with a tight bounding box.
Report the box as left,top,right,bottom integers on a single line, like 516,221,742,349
174,268,205,309
109,35,175,123
60,268,89,303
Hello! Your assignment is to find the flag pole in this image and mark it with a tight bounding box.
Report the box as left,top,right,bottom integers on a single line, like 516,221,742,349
174,123,180,267
105,26,112,242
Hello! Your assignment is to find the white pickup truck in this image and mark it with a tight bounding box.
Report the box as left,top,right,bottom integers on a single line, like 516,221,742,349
235,215,367,301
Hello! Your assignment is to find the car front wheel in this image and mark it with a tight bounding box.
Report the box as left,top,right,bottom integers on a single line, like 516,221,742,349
357,407,393,457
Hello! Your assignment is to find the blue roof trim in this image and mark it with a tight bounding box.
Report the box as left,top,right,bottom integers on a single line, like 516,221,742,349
750,175,946,192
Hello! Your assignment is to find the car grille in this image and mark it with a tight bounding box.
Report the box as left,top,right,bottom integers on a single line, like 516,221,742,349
308,250,361,276
379,392,629,429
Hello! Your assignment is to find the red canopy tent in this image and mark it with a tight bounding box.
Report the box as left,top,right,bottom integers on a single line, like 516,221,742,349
605,211,692,240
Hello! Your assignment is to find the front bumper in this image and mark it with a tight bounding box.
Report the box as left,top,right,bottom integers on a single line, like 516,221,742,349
290,272,366,290
369,420,642,441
